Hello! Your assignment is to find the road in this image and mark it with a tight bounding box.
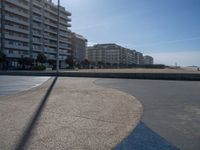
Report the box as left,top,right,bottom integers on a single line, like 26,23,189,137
0,76,50,96
95,79,200,150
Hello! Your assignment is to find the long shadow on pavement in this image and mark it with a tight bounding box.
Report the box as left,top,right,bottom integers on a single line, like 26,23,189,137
115,122,180,150
15,76,58,150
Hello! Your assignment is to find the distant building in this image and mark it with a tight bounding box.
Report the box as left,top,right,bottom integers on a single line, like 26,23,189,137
144,55,154,65
86,43,155,68
71,33,87,63
86,43,137,67
128,50,137,65
136,52,144,65
0,0,71,69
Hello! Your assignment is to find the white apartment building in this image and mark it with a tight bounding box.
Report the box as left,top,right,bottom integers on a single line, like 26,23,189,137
86,44,138,66
0,0,71,68
144,55,154,65
71,32,87,63
135,52,144,65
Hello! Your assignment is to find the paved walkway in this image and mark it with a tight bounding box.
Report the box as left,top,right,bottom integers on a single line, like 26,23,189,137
95,79,200,150
0,76,50,96
0,77,143,150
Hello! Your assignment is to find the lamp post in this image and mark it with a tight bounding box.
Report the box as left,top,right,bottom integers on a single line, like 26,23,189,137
56,0,60,72
1,0,5,53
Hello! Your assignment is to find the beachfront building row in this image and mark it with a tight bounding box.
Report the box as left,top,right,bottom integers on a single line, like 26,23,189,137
0,0,71,68
86,44,154,67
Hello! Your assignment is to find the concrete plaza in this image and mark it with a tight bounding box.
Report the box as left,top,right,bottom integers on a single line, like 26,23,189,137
95,79,200,150
0,77,142,150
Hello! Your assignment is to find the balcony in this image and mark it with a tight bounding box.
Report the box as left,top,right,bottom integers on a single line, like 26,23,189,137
6,0,29,10
32,40,43,45
5,15,29,26
32,47,42,52
4,25,29,34
67,18,71,22
32,32,42,37
60,9,71,16
60,38,71,44
60,13,69,20
67,23,71,27
59,50,68,55
45,20,57,28
32,8,43,15
44,48,57,54
59,44,68,49
32,1,42,8
44,42,57,48
45,7,57,16
45,28,57,35
45,14,57,22
44,35,57,41
6,52,29,58
65,47,72,50
32,16,42,23
59,26,67,32
4,43,29,50
4,34,29,42
4,5,29,18
32,25,43,30
59,32,71,39
60,19,67,25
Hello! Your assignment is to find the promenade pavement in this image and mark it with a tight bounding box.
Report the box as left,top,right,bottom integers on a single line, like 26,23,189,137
0,77,143,150
95,79,200,150
0,76,50,96
72,68,200,74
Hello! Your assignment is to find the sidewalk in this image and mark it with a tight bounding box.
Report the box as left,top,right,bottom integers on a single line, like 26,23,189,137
0,77,143,150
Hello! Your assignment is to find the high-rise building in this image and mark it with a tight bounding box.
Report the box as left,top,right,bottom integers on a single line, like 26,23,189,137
71,32,87,63
144,55,154,65
0,0,71,68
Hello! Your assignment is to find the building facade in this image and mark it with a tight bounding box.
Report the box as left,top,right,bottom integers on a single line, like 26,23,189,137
135,52,144,65
86,44,139,67
144,55,154,65
87,44,119,66
0,0,71,68
71,32,87,63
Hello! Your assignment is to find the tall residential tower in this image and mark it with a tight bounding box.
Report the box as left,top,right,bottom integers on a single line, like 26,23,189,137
0,0,71,68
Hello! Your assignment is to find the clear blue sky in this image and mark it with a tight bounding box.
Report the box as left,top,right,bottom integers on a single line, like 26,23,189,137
53,0,200,66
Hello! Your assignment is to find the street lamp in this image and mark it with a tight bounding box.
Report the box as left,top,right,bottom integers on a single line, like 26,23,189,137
56,0,60,72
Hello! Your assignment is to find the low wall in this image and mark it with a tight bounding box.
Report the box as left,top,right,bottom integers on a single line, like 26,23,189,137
0,71,200,81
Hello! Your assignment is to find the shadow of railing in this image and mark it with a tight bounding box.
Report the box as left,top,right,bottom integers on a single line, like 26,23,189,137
15,76,58,150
